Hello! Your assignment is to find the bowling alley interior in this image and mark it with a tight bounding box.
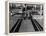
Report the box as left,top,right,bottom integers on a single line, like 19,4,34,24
9,3,44,33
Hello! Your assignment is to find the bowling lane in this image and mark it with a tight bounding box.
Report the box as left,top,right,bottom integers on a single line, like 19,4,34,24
9,15,18,31
36,18,43,28
36,18,44,27
19,19,35,32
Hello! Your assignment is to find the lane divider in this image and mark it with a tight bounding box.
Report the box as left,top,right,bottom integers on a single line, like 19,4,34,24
34,19,43,31
10,19,21,33
33,19,40,31
14,19,23,32
31,18,39,31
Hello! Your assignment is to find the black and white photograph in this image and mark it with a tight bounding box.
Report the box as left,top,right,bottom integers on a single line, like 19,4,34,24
9,3,44,33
